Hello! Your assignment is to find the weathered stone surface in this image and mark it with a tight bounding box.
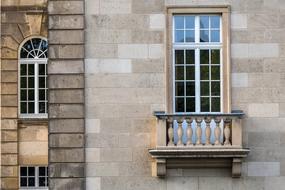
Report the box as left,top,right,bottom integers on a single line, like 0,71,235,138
132,0,164,13
48,1,84,15
1,95,17,106
49,163,85,177
49,74,84,89
1,177,18,189
149,14,165,30
1,166,18,177
1,59,17,71
1,130,17,142
86,163,119,177
49,30,84,44
49,15,84,29
86,148,100,163
1,119,17,130
49,89,84,103
86,177,101,190
248,162,280,176
49,134,84,148
49,119,84,133
100,148,132,162
1,83,17,94
85,59,132,74
2,143,18,154
49,104,84,119
48,60,84,74
49,45,84,59
1,107,17,118
50,148,84,163
49,178,85,190
167,177,198,190
248,103,279,117
1,71,17,82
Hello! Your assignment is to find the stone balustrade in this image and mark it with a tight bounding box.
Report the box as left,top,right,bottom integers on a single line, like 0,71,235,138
154,111,244,147
149,111,249,178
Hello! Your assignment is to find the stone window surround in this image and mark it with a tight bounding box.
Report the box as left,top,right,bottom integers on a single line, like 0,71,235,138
18,36,48,119
166,6,231,114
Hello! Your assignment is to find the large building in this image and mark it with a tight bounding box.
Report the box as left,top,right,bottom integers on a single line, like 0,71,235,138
1,0,285,189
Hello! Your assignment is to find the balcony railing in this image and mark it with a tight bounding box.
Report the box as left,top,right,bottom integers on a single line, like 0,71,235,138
149,111,250,178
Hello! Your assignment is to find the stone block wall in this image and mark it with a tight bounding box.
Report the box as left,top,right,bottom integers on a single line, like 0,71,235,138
48,0,85,189
1,1,48,189
85,0,285,190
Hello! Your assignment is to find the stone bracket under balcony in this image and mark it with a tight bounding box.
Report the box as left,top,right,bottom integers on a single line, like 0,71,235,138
149,111,250,178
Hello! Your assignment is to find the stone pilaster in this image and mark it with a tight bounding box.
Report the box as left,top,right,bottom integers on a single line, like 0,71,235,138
48,0,85,189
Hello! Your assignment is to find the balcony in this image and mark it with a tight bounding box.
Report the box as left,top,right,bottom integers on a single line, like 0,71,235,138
149,111,250,178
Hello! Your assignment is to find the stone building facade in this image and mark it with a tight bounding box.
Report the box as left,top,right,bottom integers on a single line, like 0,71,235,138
1,0,285,190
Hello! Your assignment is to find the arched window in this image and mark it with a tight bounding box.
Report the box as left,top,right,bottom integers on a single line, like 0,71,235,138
19,37,48,117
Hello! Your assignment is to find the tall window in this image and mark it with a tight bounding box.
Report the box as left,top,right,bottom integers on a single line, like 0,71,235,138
20,166,48,189
19,38,48,117
173,15,222,113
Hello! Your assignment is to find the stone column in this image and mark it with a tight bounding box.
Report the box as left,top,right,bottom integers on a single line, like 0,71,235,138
48,0,85,189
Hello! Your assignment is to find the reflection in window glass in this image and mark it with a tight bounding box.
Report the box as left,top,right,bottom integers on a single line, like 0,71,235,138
173,15,221,112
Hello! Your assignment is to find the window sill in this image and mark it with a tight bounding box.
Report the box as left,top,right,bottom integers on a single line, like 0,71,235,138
18,114,48,125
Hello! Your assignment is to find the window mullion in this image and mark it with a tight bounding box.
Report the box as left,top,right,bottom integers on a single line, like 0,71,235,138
35,63,39,114
195,49,200,113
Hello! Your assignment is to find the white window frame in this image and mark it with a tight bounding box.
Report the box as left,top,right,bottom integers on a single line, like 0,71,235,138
172,15,223,113
19,166,48,190
18,37,48,119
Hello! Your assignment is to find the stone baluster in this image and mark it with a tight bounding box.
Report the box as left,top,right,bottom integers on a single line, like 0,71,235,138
186,118,193,146
224,118,231,146
214,118,222,145
205,117,212,146
177,119,184,146
167,119,174,146
195,118,203,146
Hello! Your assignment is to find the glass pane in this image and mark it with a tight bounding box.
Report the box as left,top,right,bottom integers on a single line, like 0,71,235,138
28,167,35,176
23,41,33,52
175,30,184,42
211,50,220,65
20,167,27,176
200,16,209,29
175,82,184,96
39,102,46,113
28,177,35,186
21,90,27,101
201,97,210,112
211,30,220,42
201,82,209,96
39,64,45,75
176,98,184,112
28,102,35,113
200,50,209,64
186,50,195,65
212,97,221,112
175,16,184,29
32,38,41,49
186,98,195,112
211,66,220,80
21,77,27,88
200,30,209,42
211,16,220,29
186,66,195,80
185,30,194,42
28,90,34,101
39,77,45,88
21,64,27,75
200,66,209,80
211,82,220,96
186,82,195,96
39,89,46,101
28,64,34,75
20,49,28,58
39,177,47,187
21,102,27,114
28,77,34,88
39,167,46,176
20,178,27,187
175,50,184,65
185,16,195,29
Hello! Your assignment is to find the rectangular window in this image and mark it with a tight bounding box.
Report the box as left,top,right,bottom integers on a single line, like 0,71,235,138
172,14,224,113
20,166,48,189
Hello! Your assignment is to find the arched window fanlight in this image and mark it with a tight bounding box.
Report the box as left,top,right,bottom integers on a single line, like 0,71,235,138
20,38,48,59
19,37,48,117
